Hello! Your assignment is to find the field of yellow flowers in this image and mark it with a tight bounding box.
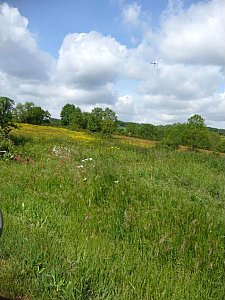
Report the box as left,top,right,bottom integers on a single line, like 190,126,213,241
13,123,96,142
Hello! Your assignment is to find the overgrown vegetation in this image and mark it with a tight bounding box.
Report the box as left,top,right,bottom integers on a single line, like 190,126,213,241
0,124,224,299
119,115,225,153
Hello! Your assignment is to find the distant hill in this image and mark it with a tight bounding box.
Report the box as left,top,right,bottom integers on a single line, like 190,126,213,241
50,118,61,126
207,127,225,136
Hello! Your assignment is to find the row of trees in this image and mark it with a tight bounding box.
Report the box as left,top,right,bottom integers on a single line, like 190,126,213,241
1,96,224,153
60,104,118,134
0,97,51,136
121,115,225,153
14,101,51,125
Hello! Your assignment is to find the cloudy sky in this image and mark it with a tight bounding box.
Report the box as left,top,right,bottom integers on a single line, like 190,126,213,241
0,0,224,127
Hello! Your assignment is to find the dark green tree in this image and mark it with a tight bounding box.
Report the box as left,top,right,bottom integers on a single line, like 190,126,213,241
69,107,84,130
27,107,50,125
159,123,187,150
60,104,76,126
101,119,116,135
0,96,17,137
184,114,210,149
101,107,118,134
125,123,140,137
87,107,118,134
138,124,157,140
188,114,206,127
82,112,90,129
14,101,50,125
87,107,104,132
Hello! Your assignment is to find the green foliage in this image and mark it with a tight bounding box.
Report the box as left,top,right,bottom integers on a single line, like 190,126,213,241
0,96,17,137
69,107,83,130
185,115,211,149
0,137,14,153
87,107,118,134
60,104,76,126
14,101,50,125
188,114,206,127
158,124,187,150
101,119,116,135
215,137,225,153
123,114,224,154
87,107,104,132
60,104,118,135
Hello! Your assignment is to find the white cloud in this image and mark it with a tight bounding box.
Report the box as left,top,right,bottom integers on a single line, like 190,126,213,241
54,31,127,107
122,2,142,26
159,0,225,65
57,31,127,89
138,63,223,99
114,95,135,120
0,3,54,80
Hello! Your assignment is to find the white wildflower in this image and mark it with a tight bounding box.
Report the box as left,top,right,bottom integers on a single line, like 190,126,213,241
81,157,93,162
77,165,84,169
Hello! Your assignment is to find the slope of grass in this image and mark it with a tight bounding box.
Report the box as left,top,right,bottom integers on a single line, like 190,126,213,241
0,125,224,299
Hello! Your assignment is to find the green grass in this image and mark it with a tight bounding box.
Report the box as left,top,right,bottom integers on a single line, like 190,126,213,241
0,128,224,299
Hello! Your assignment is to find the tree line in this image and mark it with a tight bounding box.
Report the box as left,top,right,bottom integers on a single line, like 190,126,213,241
0,96,224,153
119,115,225,153
60,104,118,134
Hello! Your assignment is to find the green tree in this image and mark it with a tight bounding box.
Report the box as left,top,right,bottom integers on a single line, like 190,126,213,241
138,124,157,140
125,123,140,137
158,123,187,150
102,107,118,134
27,107,50,125
60,104,76,126
69,107,84,130
87,107,118,134
14,102,50,125
82,112,90,129
101,119,116,135
87,107,104,132
0,96,17,137
188,114,206,127
185,114,211,149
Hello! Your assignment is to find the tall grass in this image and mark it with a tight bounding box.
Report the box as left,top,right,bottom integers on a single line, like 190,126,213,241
0,126,224,299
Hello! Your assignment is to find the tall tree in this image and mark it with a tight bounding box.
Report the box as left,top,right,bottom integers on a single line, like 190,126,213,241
87,107,118,134
0,96,17,137
185,114,210,149
87,107,104,132
69,107,84,130
188,114,206,127
14,101,50,125
60,104,76,126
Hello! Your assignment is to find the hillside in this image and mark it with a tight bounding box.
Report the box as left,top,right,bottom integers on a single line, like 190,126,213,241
0,124,224,299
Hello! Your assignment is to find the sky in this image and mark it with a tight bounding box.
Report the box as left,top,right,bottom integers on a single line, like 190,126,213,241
0,0,224,128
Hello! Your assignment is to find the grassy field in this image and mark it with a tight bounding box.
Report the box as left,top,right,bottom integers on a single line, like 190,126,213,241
0,124,224,299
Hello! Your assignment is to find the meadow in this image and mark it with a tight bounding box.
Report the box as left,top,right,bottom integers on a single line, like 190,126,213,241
0,124,224,299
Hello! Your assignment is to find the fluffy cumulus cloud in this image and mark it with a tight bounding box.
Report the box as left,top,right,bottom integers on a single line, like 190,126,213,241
0,1,224,127
57,32,127,87
0,2,54,80
121,0,225,127
159,0,225,65
0,3,127,111
55,31,127,105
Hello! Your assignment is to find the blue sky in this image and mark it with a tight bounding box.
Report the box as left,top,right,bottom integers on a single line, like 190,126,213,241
0,0,225,127
6,0,198,56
